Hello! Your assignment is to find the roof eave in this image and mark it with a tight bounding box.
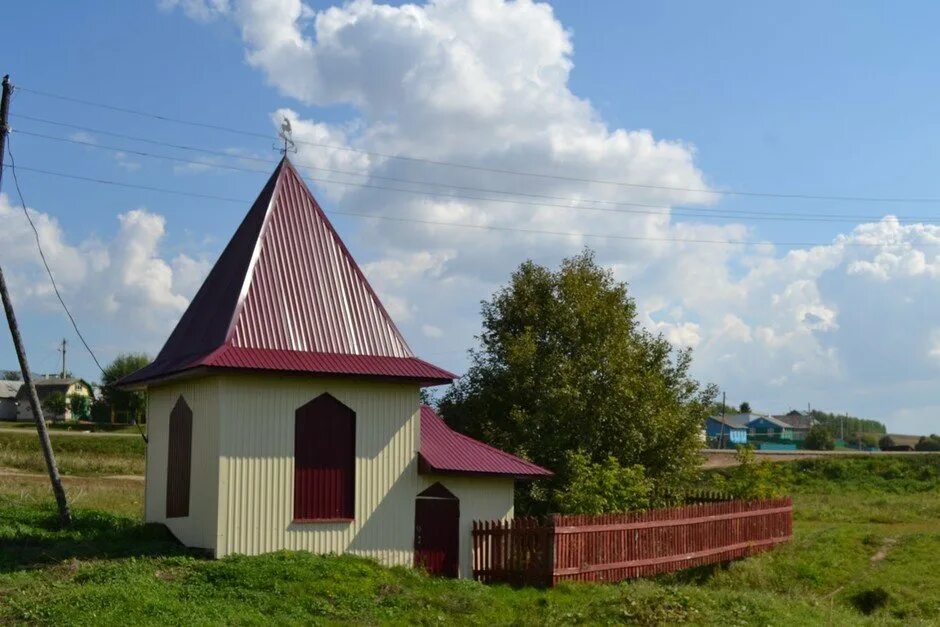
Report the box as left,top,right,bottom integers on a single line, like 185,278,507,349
418,452,555,480
417,452,553,480
117,363,453,390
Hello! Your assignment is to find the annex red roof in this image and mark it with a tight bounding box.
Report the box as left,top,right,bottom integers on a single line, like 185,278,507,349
121,158,454,387
418,405,552,479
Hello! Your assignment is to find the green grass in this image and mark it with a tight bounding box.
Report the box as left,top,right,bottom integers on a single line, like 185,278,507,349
0,421,140,434
1,453,940,624
0,497,858,626
0,429,144,476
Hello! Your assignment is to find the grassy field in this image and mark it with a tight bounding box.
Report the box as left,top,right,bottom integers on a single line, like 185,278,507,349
0,428,144,476
0,421,141,434
1,433,939,624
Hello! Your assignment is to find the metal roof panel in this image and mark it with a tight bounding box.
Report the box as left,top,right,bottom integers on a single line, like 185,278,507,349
418,405,552,478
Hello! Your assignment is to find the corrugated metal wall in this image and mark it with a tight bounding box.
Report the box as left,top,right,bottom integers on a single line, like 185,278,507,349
418,475,515,579
215,373,421,564
145,377,220,550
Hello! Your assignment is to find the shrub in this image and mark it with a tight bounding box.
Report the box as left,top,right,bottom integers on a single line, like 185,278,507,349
709,446,787,500
878,434,896,450
554,451,652,514
68,395,91,421
915,435,940,452
42,392,67,418
805,425,835,451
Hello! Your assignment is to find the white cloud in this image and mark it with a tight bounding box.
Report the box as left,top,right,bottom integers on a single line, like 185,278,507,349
0,194,208,344
114,151,142,172
158,0,230,21
422,324,444,339
68,131,97,144
163,0,940,433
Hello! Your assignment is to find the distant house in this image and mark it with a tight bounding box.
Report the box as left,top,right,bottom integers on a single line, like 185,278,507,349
0,380,22,421
15,377,93,422
773,410,816,441
705,416,748,445
747,414,795,440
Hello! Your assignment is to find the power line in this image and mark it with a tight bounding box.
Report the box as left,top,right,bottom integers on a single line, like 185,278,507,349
13,128,940,225
14,113,776,216
5,136,105,374
17,84,940,205
2,161,922,249
19,114,940,223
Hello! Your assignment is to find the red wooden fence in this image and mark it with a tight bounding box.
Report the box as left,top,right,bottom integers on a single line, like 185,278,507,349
472,497,792,586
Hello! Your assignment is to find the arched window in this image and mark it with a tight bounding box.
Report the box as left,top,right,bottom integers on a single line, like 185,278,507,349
166,396,192,518
294,393,356,521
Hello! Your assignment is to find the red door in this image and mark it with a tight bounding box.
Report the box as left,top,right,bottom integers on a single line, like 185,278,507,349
414,484,460,577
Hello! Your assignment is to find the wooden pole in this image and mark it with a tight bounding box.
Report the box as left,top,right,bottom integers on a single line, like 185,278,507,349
0,75,72,526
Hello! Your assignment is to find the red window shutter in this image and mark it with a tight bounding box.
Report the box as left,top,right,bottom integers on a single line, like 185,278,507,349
166,396,193,518
294,394,356,520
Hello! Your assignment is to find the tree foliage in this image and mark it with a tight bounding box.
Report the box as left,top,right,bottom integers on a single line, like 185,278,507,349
810,410,886,435
738,401,752,414
805,425,835,451
915,435,940,452
438,250,716,513
42,392,68,418
553,451,652,514
710,446,786,500
101,353,151,423
68,395,91,421
1,370,22,381
878,434,896,450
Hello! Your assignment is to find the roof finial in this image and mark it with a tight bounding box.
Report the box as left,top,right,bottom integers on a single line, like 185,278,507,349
276,116,297,157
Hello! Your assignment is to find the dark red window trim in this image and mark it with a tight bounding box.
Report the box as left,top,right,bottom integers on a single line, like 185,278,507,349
293,393,356,522
166,396,193,518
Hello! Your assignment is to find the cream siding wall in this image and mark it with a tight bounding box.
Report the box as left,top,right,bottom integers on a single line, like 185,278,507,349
418,475,515,579
145,377,221,550
214,373,421,565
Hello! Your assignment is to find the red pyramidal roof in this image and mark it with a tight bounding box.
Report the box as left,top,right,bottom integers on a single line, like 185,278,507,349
122,159,454,387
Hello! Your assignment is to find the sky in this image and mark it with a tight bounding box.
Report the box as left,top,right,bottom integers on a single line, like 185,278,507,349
2,0,940,433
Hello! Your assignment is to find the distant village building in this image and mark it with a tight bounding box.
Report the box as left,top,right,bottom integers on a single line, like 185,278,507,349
747,414,795,440
0,380,22,421
773,410,816,441
120,159,551,578
705,415,748,445
15,377,93,422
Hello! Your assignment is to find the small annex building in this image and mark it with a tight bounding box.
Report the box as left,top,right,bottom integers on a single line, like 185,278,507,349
0,380,22,421
120,158,550,578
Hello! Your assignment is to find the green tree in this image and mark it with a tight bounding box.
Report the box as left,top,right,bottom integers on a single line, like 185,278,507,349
809,409,886,435
805,424,835,451
554,451,652,514
438,250,716,513
1,369,22,381
710,446,786,500
915,435,940,452
739,401,752,414
878,434,896,450
101,353,151,424
68,394,91,421
42,391,68,418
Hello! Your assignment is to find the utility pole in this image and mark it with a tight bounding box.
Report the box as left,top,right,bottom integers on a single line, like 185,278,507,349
718,391,727,449
0,75,71,526
58,338,67,378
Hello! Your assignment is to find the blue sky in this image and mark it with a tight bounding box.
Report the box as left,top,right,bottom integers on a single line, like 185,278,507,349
2,1,940,433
